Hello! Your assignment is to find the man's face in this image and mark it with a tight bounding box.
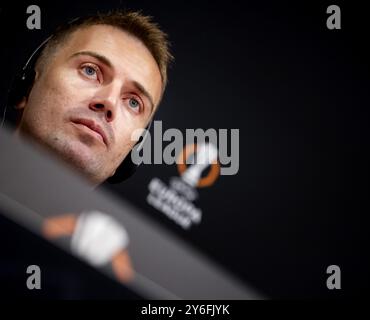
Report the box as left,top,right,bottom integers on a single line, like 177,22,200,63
16,24,162,185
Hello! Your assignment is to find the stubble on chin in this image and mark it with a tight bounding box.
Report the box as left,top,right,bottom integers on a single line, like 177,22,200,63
48,133,108,181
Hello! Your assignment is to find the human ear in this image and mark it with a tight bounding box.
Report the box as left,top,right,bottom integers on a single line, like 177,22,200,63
15,96,28,110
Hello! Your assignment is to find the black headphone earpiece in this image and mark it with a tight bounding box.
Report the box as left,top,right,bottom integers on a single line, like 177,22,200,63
2,25,151,184
7,69,36,109
5,36,50,120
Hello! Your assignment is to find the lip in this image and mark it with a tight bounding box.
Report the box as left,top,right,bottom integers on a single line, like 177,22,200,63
71,118,108,146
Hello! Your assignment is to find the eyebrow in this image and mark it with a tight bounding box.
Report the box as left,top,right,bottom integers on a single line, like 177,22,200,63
132,80,155,114
70,51,113,69
69,50,155,114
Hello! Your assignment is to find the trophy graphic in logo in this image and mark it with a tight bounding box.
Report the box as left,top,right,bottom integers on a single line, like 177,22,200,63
42,210,134,283
180,142,219,188
147,142,220,229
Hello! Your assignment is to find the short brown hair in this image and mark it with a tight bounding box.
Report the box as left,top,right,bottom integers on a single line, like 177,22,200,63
36,10,173,96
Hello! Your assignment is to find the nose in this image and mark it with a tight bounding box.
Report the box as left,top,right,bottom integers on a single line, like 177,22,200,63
89,84,120,122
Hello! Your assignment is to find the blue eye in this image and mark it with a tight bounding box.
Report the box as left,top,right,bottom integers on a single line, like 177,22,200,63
129,98,140,109
83,66,96,77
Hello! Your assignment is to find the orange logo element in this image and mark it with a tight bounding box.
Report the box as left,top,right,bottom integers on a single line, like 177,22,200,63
177,143,220,188
42,213,134,284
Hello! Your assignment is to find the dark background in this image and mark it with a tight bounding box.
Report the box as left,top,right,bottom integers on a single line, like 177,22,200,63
0,0,369,298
